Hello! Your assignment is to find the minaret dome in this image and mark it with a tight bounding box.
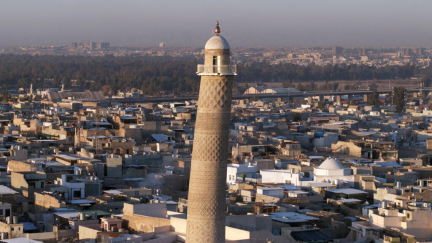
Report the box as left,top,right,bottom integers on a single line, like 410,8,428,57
205,21,230,50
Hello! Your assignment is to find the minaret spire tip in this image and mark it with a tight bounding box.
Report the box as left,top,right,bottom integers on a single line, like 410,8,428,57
214,20,221,36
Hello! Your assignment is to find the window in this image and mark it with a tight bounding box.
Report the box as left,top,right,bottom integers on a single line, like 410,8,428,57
213,56,221,73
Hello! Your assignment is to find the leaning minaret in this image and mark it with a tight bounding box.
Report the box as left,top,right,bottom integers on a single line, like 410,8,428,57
186,21,237,243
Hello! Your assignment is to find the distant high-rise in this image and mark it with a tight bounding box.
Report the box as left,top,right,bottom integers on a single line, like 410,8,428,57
186,21,237,243
413,47,423,56
358,47,366,56
159,42,165,48
89,42,97,50
89,42,109,50
401,48,412,56
332,46,342,56
96,42,110,49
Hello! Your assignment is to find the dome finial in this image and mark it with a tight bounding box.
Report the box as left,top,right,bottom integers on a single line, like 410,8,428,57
214,20,221,36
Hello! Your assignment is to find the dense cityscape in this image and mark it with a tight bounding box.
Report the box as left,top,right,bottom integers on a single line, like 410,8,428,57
2,1,432,243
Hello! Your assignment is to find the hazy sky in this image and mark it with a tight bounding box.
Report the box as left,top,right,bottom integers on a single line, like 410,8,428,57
1,0,432,49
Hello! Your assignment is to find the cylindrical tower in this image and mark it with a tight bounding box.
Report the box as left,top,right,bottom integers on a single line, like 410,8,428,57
186,21,237,243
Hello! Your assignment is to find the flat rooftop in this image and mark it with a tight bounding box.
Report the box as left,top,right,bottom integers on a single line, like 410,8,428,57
270,212,318,223
325,188,368,195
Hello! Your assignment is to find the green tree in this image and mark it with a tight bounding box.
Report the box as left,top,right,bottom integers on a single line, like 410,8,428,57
63,78,71,89
283,79,294,88
332,82,339,91
293,113,301,122
369,90,379,107
393,87,407,113
1,90,9,102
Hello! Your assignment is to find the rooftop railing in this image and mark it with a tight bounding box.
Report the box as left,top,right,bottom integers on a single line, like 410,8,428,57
197,64,237,75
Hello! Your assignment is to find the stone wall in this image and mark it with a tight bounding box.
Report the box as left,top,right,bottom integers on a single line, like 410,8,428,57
78,225,100,240
123,203,167,218
11,172,30,199
122,203,170,233
106,156,122,178
25,232,56,241
255,194,281,204
0,221,23,239
331,141,362,157
8,160,38,172
123,214,170,233
34,192,66,211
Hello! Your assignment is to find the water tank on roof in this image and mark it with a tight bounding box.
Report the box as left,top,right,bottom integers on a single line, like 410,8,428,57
12,216,17,224
79,212,85,221
91,212,97,220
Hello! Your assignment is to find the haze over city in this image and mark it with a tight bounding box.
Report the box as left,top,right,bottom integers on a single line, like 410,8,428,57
3,1,432,243
1,0,432,48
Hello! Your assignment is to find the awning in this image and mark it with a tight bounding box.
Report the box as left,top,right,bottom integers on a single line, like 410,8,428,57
291,230,330,242
38,134,59,138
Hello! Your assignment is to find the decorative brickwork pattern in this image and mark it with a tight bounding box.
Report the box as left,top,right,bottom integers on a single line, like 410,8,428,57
186,70,234,242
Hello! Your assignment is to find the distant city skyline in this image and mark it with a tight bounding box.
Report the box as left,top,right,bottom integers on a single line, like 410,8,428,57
1,0,432,49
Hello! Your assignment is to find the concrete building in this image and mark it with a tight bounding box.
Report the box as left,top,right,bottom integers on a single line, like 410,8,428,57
106,154,122,178
313,157,355,187
332,46,342,56
186,21,236,243
226,163,258,184
260,169,313,186
369,203,432,241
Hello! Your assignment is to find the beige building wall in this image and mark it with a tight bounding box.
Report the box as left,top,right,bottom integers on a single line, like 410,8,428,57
78,225,101,240
34,192,66,211
11,172,30,199
0,221,24,239
331,141,362,157
123,203,170,233
8,160,38,172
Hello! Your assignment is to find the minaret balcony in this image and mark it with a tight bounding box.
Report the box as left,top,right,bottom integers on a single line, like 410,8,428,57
197,64,237,76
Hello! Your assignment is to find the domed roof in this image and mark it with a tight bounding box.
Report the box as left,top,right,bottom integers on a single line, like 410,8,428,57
205,35,230,50
205,20,230,50
318,157,346,170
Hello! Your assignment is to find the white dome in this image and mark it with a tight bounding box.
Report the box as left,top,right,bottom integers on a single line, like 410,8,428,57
205,35,230,50
318,157,346,170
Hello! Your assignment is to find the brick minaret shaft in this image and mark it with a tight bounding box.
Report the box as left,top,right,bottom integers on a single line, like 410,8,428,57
186,22,234,243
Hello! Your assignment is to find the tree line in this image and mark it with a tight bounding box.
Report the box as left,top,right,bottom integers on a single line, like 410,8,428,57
0,54,427,96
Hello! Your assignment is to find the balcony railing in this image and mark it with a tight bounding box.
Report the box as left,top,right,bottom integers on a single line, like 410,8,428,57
197,65,237,75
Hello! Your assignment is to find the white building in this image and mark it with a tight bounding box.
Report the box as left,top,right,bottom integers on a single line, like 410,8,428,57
313,157,355,187
260,169,313,186
368,203,432,241
257,187,284,198
226,163,258,184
